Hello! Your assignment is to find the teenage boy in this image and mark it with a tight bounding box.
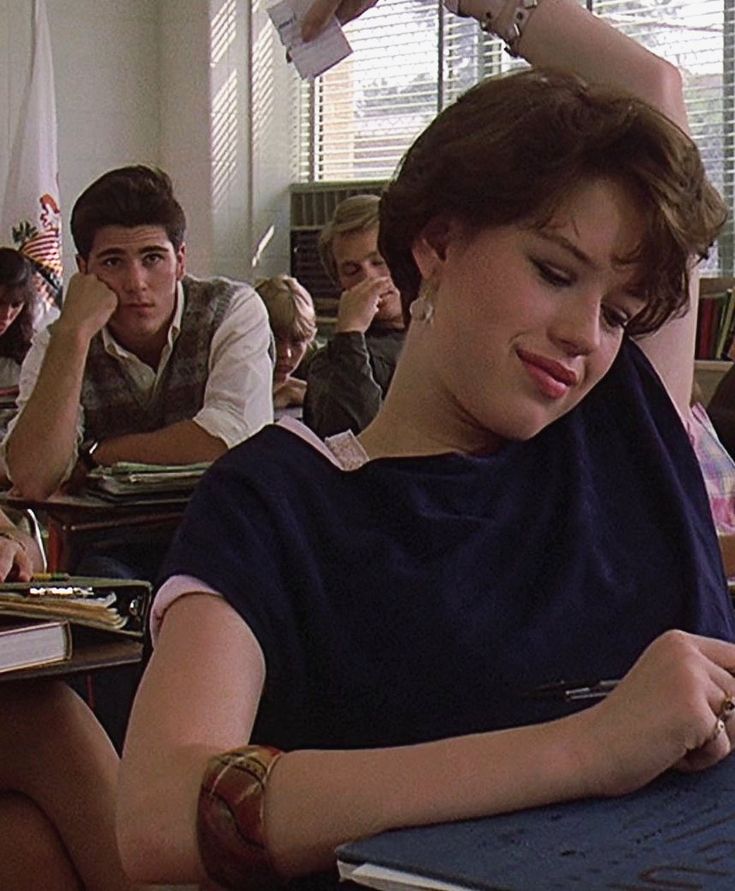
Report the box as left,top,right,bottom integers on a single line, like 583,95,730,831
304,194,405,437
3,165,272,502
2,166,274,751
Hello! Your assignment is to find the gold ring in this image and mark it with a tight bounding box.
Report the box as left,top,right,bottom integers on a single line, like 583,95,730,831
718,695,735,723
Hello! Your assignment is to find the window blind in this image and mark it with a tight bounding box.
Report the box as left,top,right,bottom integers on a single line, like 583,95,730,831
294,0,734,273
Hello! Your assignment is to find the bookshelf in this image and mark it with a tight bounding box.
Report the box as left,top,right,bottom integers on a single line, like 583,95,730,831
694,358,731,406
695,277,735,362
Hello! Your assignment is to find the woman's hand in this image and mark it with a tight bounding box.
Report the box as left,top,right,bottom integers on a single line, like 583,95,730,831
301,0,379,41
0,531,34,581
574,630,735,799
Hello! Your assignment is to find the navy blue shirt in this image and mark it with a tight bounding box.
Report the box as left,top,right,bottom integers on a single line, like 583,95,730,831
161,339,735,751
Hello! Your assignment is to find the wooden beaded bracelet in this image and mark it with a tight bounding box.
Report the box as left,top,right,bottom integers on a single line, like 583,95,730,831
197,744,283,891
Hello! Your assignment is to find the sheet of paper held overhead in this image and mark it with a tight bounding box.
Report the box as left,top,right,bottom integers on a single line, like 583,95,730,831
267,0,352,79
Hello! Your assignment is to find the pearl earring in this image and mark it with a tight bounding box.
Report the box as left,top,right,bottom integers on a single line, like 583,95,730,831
409,294,434,324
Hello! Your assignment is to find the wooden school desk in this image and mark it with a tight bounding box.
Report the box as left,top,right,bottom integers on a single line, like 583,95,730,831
0,633,143,683
0,490,188,572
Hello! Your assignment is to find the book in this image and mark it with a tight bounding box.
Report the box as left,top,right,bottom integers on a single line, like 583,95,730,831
337,755,735,891
0,627,142,682
86,461,209,499
696,289,735,360
696,293,724,359
0,618,71,675
0,577,151,637
715,289,735,359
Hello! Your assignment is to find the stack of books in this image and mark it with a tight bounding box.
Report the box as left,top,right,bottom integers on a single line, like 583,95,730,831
86,461,210,501
0,577,150,675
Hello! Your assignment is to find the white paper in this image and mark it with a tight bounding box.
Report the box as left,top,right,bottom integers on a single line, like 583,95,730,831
338,862,469,891
267,0,352,79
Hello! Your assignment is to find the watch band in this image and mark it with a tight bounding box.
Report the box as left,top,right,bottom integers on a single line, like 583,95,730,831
79,439,100,471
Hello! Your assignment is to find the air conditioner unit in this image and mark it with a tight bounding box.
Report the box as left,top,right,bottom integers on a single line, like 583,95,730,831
290,181,386,333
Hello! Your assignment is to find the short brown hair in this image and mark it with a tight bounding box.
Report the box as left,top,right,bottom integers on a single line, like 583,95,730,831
319,195,381,284
71,165,186,260
255,274,317,344
380,68,727,336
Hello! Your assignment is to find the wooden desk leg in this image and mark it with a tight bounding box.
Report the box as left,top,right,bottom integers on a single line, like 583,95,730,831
45,518,75,572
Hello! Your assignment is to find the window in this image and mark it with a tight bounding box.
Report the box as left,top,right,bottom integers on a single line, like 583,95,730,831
295,0,734,273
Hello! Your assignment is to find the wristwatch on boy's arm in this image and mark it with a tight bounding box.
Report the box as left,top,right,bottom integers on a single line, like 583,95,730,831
79,439,101,471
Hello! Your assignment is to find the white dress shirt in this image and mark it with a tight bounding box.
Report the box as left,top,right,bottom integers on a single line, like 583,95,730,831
2,279,274,481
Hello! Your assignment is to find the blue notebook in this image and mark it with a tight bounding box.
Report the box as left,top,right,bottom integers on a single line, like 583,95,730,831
337,756,735,891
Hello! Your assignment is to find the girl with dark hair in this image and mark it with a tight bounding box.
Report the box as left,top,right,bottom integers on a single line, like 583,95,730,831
0,248,58,439
118,2,735,889
0,248,41,388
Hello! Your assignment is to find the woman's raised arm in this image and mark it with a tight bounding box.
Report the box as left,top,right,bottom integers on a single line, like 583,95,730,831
511,0,694,412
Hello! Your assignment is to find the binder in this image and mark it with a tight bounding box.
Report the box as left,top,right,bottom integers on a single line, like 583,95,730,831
337,756,735,891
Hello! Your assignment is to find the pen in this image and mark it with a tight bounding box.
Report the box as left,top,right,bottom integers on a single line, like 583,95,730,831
526,678,620,701
31,572,71,581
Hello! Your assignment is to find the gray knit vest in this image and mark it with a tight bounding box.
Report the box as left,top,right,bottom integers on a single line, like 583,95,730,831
79,275,236,440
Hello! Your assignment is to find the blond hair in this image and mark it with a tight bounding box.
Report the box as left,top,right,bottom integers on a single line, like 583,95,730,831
318,195,381,284
255,274,317,343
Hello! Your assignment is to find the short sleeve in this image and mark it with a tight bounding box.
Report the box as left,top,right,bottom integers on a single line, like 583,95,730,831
158,445,296,671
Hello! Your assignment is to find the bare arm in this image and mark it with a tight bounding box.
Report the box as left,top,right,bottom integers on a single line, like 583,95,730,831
93,419,226,467
301,0,378,40
94,287,273,466
118,594,266,883
118,595,735,884
515,0,693,411
5,274,117,499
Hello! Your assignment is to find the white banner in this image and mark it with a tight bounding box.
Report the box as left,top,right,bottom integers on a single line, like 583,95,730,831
2,0,62,308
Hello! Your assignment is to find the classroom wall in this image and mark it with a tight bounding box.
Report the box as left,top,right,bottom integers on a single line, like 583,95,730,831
0,0,293,286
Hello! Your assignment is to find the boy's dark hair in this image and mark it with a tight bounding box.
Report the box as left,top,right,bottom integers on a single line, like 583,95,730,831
71,165,186,260
0,248,38,364
380,68,727,336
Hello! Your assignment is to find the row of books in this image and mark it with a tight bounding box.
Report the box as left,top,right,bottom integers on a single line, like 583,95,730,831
0,578,150,675
696,287,735,360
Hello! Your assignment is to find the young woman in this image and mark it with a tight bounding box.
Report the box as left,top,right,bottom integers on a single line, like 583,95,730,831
256,274,317,417
0,248,55,390
117,1,735,888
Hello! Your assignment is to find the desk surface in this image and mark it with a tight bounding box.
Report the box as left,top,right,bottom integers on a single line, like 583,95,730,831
2,490,190,516
1,490,189,572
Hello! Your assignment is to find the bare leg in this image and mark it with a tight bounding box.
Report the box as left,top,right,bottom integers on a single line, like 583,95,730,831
0,792,83,891
0,679,135,891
